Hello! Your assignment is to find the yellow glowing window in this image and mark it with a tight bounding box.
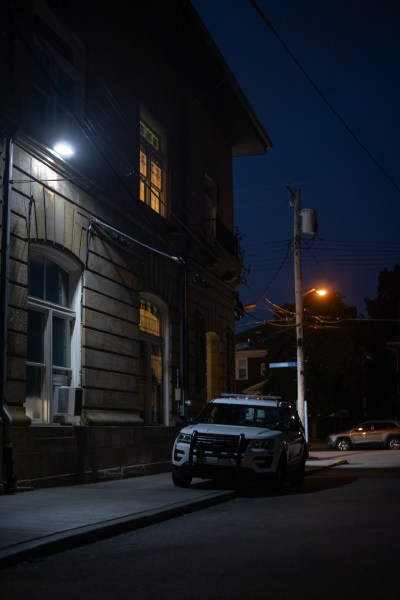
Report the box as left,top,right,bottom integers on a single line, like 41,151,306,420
139,299,161,337
140,120,160,150
139,119,165,217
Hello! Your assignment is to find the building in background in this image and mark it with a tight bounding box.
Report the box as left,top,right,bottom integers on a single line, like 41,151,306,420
235,342,268,394
0,0,270,490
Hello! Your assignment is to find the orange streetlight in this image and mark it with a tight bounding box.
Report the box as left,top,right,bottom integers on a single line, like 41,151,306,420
304,288,327,297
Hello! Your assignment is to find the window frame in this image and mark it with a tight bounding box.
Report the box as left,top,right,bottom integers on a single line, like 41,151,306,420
139,115,167,218
236,357,248,381
139,293,170,425
30,3,85,139
26,246,82,424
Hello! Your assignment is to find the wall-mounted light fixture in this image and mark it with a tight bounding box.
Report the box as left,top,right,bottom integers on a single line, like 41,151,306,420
53,142,74,158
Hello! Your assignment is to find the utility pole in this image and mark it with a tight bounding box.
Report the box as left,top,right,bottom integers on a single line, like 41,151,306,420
288,187,306,434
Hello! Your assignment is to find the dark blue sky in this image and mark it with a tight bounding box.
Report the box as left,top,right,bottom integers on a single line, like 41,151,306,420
191,0,400,325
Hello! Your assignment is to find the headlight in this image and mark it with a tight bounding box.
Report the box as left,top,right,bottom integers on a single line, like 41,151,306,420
177,432,192,443
248,439,274,450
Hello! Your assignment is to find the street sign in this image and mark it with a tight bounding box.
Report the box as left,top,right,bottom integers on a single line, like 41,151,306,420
269,362,298,368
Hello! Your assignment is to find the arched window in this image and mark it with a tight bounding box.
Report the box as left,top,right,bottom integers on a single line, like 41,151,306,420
139,294,169,425
26,246,82,423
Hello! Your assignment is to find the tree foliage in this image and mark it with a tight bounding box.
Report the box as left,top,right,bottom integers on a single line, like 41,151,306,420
256,291,364,417
365,264,400,319
262,323,366,417
303,328,365,416
239,278,400,421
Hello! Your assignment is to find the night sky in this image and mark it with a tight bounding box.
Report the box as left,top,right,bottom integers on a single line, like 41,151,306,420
191,0,400,325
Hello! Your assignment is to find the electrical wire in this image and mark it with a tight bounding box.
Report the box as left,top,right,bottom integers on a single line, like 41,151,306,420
250,0,400,195
248,240,291,302
243,238,400,270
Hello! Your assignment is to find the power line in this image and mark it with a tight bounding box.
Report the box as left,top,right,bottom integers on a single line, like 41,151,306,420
250,0,400,195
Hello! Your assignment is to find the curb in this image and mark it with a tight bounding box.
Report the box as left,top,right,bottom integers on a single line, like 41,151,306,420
305,459,349,476
0,489,235,569
0,461,350,568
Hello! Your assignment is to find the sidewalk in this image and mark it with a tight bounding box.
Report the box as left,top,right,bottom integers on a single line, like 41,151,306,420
0,472,237,568
1,451,399,568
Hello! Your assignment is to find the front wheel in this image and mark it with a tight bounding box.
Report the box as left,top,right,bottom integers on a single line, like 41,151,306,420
271,456,287,492
289,457,306,489
387,436,400,450
172,471,192,488
336,438,351,451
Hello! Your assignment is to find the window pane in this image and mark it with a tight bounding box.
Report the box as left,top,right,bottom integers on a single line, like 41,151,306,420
35,15,74,64
52,316,71,368
46,261,69,305
139,120,164,216
26,365,43,420
151,344,162,383
139,179,146,203
150,188,160,213
140,120,159,150
33,46,50,93
237,358,247,380
150,157,162,190
139,299,161,336
57,67,75,106
27,310,44,362
140,147,148,204
140,146,147,177
29,255,44,298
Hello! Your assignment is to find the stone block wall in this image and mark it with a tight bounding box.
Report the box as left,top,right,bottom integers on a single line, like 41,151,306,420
0,425,178,491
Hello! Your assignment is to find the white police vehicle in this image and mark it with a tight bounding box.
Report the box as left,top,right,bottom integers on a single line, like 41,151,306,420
172,394,307,489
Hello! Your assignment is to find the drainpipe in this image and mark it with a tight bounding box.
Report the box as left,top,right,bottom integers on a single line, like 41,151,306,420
0,135,16,493
179,263,188,419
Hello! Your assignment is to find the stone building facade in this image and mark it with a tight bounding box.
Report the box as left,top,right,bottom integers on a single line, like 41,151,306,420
0,0,270,490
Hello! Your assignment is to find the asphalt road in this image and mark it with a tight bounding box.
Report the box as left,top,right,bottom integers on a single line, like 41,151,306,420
1,464,399,600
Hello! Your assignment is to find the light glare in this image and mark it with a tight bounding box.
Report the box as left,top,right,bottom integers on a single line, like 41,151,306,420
53,142,74,158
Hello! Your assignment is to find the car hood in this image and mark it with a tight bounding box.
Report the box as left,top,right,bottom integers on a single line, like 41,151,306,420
179,423,279,438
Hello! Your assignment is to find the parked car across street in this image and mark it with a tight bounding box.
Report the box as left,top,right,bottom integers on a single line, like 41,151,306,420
327,420,400,451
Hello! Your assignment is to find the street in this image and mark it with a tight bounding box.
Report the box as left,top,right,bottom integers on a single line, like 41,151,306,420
1,458,399,600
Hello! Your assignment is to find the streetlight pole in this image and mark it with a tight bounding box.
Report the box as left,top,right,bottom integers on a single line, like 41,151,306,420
288,187,307,437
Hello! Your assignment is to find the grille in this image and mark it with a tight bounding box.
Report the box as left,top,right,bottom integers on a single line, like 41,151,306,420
193,433,248,459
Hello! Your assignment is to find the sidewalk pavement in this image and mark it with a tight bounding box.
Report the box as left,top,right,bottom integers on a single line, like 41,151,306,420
1,450,399,568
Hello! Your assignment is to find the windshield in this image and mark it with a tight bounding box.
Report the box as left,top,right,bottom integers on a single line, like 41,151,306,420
194,403,279,429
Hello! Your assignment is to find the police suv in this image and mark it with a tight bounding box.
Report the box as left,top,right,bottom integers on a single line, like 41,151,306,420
172,394,307,488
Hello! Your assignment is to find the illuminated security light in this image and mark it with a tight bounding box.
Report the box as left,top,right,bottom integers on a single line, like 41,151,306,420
303,287,328,297
53,142,74,158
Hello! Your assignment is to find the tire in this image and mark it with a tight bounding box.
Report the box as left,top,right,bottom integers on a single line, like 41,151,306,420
335,438,351,451
289,456,306,488
386,436,400,450
271,456,287,491
172,471,192,488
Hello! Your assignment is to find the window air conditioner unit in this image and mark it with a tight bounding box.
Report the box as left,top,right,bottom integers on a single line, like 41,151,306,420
53,386,82,417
